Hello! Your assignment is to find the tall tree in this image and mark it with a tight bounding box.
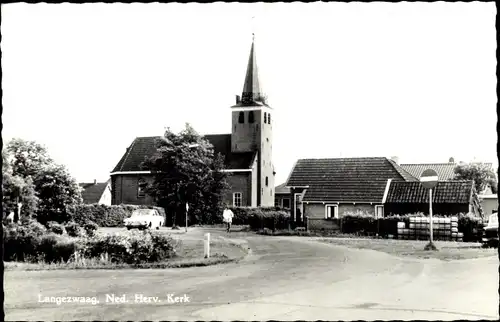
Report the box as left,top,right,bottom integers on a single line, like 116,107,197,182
2,150,39,220
6,138,54,179
453,162,498,194
33,164,83,224
142,123,230,226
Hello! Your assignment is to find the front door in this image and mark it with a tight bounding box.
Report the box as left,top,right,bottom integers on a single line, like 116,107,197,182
294,193,304,222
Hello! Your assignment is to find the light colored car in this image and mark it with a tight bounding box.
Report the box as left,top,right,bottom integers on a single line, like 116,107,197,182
124,209,164,230
482,213,498,248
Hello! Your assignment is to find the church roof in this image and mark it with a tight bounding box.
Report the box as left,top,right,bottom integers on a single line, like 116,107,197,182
233,35,268,107
111,135,256,173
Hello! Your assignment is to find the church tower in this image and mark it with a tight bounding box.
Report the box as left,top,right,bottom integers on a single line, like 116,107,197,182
231,35,275,207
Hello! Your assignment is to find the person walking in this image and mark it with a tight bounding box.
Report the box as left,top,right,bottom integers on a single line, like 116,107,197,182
223,207,234,233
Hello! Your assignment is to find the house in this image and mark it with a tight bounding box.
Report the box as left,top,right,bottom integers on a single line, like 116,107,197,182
274,183,291,209
400,158,494,194
479,194,498,216
384,180,482,217
110,36,275,208
79,179,112,205
285,157,418,223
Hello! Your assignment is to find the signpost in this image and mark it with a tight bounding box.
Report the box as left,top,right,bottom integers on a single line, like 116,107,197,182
420,169,439,251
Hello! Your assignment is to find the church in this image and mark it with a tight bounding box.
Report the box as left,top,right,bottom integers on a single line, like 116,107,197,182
110,37,275,208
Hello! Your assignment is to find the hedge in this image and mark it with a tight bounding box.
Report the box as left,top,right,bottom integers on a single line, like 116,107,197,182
228,207,291,230
309,212,484,241
72,204,167,227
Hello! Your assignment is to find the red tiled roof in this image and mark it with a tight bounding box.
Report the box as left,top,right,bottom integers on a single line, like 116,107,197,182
79,181,110,204
112,135,256,173
286,157,416,203
385,180,474,204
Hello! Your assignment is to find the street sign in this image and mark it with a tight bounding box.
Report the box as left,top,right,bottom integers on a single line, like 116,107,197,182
420,168,439,251
420,169,439,189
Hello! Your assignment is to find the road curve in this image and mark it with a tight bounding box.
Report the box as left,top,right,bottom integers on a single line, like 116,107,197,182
4,228,498,321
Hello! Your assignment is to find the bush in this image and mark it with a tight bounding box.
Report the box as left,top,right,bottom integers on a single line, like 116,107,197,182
458,212,484,242
45,221,66,235
82,230,177,264
83,221,99,237
336,213,412,236
65,221,86,237
3,223,43,262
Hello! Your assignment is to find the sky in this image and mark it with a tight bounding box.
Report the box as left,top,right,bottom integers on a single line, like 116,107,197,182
2,2,497,185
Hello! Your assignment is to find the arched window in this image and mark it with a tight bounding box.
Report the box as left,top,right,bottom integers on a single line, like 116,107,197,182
264,112,267,124
265,176,269,187
248,111,255,123
268,113,271,124
238,111,244,123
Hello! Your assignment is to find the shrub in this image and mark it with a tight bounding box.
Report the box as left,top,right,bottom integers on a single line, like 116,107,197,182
3,224,42,261
65,221,86,237
82,230,177,264
45,221,66,235
83,221,99,237
458,212,484,242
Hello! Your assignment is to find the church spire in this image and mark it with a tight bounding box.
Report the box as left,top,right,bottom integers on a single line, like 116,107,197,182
241,34,266,105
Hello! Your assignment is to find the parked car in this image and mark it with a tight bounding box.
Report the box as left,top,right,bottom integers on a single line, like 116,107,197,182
124,209,164,230
482,213,498,248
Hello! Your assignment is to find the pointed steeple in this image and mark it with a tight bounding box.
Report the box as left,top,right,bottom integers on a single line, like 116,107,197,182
241,34,266,105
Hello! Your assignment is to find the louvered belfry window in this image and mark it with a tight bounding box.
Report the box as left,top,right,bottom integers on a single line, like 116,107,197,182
238,111,244,123
248,111,255,123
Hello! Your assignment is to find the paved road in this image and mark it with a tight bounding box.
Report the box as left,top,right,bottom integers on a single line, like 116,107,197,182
4,228,498,321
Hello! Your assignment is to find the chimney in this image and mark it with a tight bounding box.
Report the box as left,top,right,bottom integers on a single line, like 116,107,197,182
236,95,241,104
391,156,399,165
94,179,97,185
449,157,455,163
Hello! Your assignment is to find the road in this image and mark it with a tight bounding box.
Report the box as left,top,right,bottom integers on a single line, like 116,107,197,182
4,228,498,321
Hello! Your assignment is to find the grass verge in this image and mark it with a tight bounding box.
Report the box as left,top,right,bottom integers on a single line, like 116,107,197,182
318,238,496,261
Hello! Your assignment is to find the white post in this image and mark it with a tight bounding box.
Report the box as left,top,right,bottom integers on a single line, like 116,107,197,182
204,233,210,258
185,202,189,233
429,188,434,244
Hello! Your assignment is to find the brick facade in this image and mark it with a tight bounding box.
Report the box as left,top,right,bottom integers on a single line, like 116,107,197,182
304,203,378,219
111,174,155,205
223,172,253,207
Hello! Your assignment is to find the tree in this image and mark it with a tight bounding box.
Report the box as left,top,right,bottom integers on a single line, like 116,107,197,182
6,138,54,179
142,123,230,226
453,162,498,194
2,150,39,221
33,164,83,224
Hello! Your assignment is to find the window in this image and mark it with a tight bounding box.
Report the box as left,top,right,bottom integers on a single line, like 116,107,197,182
375,205,384,218
238,111,244,123
268,113,271,124
233,192,242,207
248,111,255,123
325,205,339,219
282,198,291,209
265,176,269,187
137,178,146,198
264,112,267,124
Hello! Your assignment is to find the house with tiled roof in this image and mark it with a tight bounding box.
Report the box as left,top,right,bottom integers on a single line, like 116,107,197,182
110,36,275,208
285,157,418,222
79,179,112,205
384,180,482,218
400,159,494,194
